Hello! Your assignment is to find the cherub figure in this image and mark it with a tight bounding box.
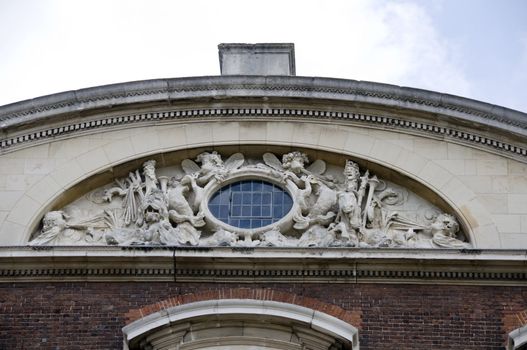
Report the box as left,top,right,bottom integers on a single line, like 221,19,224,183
181,151,244,186
262,151,327,186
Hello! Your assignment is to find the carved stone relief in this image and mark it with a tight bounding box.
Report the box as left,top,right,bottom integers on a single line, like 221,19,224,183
30,151,470,248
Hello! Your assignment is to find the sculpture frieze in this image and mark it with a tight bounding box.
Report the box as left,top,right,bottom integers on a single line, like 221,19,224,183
30,151,470,249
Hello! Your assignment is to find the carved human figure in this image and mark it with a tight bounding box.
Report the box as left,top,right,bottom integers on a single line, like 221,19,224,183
29,211,93,245
333,161,363,237
29,211,70,246
429,214,469,248
142,160,158,197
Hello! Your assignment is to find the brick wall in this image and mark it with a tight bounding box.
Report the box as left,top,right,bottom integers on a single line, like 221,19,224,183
1,282,526,349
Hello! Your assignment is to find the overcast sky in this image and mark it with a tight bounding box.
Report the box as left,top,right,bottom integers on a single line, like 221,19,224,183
1,0,526,112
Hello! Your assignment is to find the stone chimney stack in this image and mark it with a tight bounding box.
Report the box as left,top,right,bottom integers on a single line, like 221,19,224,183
218,43,296,76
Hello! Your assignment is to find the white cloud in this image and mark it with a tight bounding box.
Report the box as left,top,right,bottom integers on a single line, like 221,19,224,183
0,0,479,106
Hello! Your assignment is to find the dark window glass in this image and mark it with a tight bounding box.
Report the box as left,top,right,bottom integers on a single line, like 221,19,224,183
209,180,293,229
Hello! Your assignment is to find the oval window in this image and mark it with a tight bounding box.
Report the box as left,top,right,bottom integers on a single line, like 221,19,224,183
208,180,293,229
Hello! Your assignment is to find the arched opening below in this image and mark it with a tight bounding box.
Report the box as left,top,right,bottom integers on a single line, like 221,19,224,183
508,324,527,350
122,299,359,350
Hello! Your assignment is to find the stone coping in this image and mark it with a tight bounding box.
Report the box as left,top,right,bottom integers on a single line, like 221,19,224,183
1,75,526,137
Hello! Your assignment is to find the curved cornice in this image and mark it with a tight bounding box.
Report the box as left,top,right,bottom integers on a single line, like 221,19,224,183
1,75,526,136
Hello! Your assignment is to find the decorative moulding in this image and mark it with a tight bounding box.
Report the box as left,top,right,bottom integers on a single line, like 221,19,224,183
1,76,526,159
1,107,525,162
0,246,526,285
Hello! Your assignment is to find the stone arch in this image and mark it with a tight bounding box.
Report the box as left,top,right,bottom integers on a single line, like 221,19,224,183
2,121,497,247
122,288,360,350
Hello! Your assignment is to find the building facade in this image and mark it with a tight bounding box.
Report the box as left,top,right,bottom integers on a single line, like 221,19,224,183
0,44,526,349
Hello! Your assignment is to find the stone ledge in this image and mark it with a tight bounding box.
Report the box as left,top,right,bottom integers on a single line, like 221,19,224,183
0,246,525,284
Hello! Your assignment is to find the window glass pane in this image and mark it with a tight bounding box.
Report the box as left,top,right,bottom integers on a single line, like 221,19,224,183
208,180,293,229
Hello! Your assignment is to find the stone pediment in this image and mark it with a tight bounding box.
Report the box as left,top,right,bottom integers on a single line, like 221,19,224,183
29,150,470,249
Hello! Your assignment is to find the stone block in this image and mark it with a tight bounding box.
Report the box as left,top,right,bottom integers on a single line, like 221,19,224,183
500,233,527,249
292,123,321,146
476,159,508,176
26,176,63,205
103,137,135,163
77,148,110,174
185,123,214,145
157,124,188,150
0,159,25,175
369,140,403,165
508,159,527,175
491,214,522,233
459,198,494,229
5,175,36,191
479,194,509,214
417,161,453,190
50,159,86,189
219,43,295,76
508,175,527,193
24,158,55,175
414,139,448,160
387,138,414,151
436,159,466,176
131,130,161,155
508,194,527,214
5,144,49,159
447,143,474,159
392,150,428,176
0,220,26,245
49,137,93,161
471,223,500,248
239,121,267,142
318,125,348,150
464,160,477,175
458,176,492,194
343,132,375,157
6,195,41,226
490,176,510,193
213,122,241,144
0,191,24,211
440,177,476,205
521,215,527,232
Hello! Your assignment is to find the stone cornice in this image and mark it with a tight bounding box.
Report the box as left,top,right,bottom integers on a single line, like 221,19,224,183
1,246,526,285
1,75,525,137
0,105,526,162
